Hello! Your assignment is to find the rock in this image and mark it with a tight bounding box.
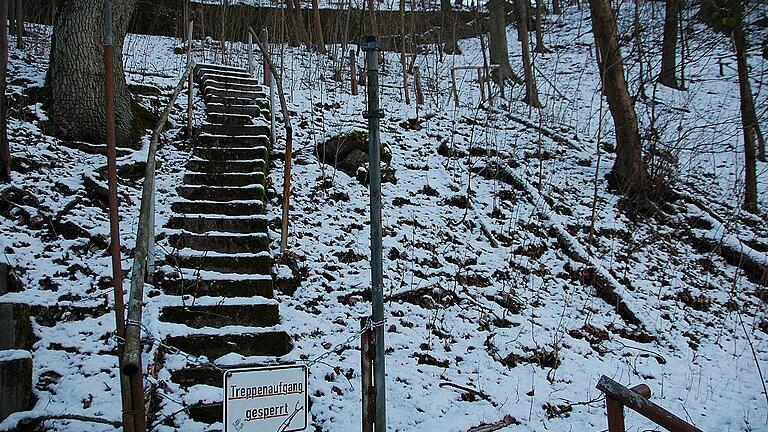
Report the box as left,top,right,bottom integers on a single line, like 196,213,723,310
0,304,33,350
315,129,392,169
0,350,34,421
337,149,369,176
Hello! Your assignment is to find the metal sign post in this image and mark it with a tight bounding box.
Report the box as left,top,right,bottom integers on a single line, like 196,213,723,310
362,35,386,432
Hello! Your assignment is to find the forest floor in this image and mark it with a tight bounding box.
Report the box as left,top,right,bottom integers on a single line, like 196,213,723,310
1,3,768,432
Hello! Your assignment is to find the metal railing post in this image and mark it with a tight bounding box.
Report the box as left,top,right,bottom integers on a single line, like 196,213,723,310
363,35,386,432
360,318,374,432
247,31,254,76
102,2,134,431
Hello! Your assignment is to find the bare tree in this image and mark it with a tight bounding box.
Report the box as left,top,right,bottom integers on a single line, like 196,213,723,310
733,22,759,213
658,0,681,89
514,0,541,107
442,0,460,54
588,0,649,194
533,0,549,53
488,0,522,83
0,0,9,182
311,0,327,53
14,0,22,50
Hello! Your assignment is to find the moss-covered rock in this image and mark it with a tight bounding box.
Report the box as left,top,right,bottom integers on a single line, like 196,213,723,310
316,129,394,182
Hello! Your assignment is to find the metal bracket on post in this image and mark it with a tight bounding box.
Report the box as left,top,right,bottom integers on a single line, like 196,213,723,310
362,109,384,120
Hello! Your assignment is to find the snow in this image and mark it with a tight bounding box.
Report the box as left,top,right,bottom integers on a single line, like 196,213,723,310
0,4,767,432
0,349,32,362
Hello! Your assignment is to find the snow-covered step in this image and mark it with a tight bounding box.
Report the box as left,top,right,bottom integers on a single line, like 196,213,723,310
177,185,265,202
166,215,268,234
199,72,260,88
205,112,252,125
204,86,267,100
197,133,270,148
160,275,273,298
204,94,263,106
186,159,266,174
206,102,264,117
195,63,250,79
164,331,292,359
183,172,266,187
167,251,271,274
201,123,270,137
171,200,264,216
203,79,267,93
168,232,269,254
193,146,269,162
159,304,279,329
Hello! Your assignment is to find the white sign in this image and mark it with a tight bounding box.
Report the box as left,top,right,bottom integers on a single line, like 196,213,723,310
223,364,308,432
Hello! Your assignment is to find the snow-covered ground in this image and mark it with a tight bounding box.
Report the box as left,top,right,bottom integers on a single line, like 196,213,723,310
1,3,767,432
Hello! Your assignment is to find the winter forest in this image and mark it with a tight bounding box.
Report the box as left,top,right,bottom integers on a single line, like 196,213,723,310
0,0,766,431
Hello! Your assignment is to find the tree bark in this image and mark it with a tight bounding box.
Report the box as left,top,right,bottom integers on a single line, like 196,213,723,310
48,0,138,148
589,0,649,194
733,23,758,213
552,0,561,15
488,0,522,83
514,0,541,107
311,0,326,53
14,0,22,49
533,0,548,53
441,0,459,54
0,0,9,183
658,0,680,89
7,0,14,36
399,0,410,104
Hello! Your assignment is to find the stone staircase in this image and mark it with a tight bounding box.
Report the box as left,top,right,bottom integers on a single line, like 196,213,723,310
155,63,290,426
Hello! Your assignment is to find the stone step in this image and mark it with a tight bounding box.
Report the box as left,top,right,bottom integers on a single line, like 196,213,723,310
188,403,222,424
203,79,267,93
197,134,271,148
164,331,292,359
183,173,265,187
201,123,271,137
186,159,266,174
206,112,253,126
204,95,271,108
171,200,264,216
204,86,267,101
167,252,271,274
161,277,273,298
195,63,250,80
177,185,265,202
159,304,279,329
200,73,260,88
206,103,263,117
168,232,269,254
193,146,269,162
167,216,268,234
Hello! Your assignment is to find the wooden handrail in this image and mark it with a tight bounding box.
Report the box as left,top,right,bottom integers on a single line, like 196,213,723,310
247,27,294,253
122,60,196,378
596,375,704,432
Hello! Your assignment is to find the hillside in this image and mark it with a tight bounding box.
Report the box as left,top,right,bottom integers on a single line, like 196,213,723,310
0,3,766,432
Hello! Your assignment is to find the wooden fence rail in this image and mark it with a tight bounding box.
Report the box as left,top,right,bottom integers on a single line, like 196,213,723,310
596,375,704,432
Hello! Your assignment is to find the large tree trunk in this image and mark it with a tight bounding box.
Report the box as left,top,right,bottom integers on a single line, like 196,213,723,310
488,0,520,83
0,0,9,183
733,23,758,213
311,0,326,53
589,0,649,194
48,0,138,148
658,0,680,89
514,0,541,107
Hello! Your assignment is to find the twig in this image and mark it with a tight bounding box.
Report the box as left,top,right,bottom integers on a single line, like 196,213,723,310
439,381,494,404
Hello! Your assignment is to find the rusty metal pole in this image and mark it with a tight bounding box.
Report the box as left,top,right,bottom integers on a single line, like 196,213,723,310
102,2,134,432
360,318,374,432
